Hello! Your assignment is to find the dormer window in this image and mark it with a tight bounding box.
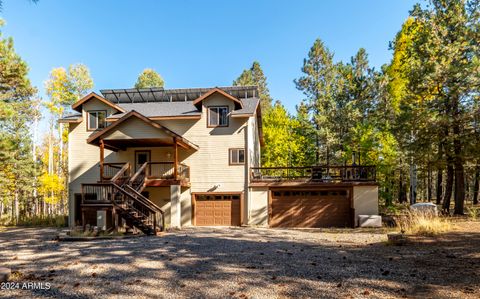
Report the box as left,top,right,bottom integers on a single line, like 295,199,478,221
207,106,229,127
87,110,106,131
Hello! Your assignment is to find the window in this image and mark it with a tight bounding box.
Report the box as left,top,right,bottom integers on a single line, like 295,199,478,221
87,110,106,131
208,106,229,127
229,148,245,165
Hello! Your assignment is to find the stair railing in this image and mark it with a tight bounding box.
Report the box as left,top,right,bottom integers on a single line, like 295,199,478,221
128,162,148,191
110,162,131,187
111,183,163,233
124,184,165,231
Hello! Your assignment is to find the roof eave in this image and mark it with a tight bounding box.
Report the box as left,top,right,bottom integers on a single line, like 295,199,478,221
71,92,126,113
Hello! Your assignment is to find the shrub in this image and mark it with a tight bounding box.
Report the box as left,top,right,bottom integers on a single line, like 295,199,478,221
466,207,479,220
397,210,452,236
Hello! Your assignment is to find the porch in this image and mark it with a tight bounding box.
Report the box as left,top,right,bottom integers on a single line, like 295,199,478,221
96,135,194,188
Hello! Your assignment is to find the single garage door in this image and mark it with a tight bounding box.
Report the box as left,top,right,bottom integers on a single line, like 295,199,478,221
194,194,241,226
270,189,352,228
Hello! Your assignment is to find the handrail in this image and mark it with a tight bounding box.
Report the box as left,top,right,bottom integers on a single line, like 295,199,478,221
110,162,131,186
129,162,148,185
124,184,164,213
251,165,376,182
112,183,163,232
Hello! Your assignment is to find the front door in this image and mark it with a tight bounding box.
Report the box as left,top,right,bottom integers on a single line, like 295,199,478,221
135,151,151,171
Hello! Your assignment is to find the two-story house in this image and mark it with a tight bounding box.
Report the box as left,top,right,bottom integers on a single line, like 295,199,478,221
61,86,378,234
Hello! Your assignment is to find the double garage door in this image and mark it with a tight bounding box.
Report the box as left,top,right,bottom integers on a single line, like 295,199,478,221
194,194,241,226
270,189,353,228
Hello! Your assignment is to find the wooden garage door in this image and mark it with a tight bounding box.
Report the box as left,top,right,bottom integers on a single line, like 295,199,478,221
195,194,241,226
270,189,352,228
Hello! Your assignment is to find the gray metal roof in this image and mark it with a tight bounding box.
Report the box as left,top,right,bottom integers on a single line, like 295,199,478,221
108,101,202,119
62,113,82,119
233,98,260,115
106,96,260,119
100,86,258,104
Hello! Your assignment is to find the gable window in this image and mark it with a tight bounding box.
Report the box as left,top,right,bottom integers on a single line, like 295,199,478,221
208,106,229,127
87,110,106,131
229,148,245,165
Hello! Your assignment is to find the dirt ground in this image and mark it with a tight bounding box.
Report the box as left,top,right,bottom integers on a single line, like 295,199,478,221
0,221,479,298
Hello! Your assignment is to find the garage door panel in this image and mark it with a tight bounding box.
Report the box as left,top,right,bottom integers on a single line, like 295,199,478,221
271,189,351,228
195,195,241,226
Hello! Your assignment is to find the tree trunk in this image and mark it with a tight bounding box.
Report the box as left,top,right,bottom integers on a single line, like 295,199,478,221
452,99,465,215
427,165,432,202
409,163,417,205
436,169,443,205
398,170,404,203
443,160,454,213
14,190,19,225
474,165,479,205
453,163,465,215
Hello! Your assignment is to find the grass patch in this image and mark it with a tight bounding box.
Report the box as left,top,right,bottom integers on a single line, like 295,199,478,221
0,215,68,227
397,211,452,236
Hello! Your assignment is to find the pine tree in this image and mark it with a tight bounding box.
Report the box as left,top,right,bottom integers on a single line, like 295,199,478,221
406,0,480,214
294,39,339,165
0,19,37,223
233,61,272,111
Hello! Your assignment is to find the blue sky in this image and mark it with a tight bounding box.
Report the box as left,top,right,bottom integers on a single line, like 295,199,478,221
2,0,417,135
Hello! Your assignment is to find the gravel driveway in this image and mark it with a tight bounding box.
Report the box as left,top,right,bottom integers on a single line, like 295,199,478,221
0,224,479,298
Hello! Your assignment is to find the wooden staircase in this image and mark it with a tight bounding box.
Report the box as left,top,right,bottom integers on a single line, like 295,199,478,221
81,162,164,235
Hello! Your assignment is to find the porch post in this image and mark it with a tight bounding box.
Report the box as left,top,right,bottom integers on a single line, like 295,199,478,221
100,139,105,181
173,137,178,180
170,184,181,228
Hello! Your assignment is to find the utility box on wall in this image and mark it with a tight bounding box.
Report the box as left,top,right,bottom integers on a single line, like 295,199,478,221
97,210,107,230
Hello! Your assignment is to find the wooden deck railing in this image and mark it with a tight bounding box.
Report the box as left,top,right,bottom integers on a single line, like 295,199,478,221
102,162,130,181
146,162,190,180
251,165,376,182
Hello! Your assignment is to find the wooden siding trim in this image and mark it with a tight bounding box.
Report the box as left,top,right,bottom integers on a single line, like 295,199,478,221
231,113,254,118
59,117,82,123
72,92,126,113
192,88,243,108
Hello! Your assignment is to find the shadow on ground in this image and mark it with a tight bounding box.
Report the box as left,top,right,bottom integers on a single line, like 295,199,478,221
0,225,479,298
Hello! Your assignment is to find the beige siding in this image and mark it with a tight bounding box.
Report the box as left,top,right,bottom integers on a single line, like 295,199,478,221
103,117,171,140
353,185,379,226
248,187,269,226
67,99,119,226
157,93,248,193
180,187,192,226
68,93,258,227
144,187,171,225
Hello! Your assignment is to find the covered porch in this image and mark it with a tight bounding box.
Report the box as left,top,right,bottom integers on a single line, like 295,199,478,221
87,110,199,189
98,138,192,188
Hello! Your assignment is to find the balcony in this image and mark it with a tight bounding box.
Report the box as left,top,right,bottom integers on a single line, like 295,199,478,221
250,165,376,184
101,161,190,188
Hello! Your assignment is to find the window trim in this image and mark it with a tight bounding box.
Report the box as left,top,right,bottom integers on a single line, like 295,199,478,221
229,148,245,165
86,110,107,131
207,106,229,128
